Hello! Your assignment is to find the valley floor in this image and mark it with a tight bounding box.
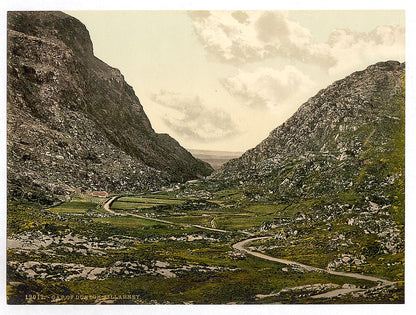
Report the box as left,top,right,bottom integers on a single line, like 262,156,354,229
7,189,404,304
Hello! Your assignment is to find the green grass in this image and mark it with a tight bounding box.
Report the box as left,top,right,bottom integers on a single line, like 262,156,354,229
244,204,281,215
46,194,109,215
92,216,168,228
48,201,99,214
111,201,157,210
216,214,267,230
7,194,404,304
110,196,186,212
15,255,377,304
164,215,212,226
117,196,185,205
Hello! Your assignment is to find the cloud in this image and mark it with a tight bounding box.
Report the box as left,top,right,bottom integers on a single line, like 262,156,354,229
221,66,316,110
188,10,335,67
188,11,405,73
150,90,240,142
326,25,405,76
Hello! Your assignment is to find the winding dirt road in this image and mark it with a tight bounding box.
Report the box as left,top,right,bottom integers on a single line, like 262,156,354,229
104,197,230,233
103,196,396,299
232,237,394,284
232,236,395,299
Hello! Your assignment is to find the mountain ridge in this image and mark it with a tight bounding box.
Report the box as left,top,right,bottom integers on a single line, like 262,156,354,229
7,11,213,203
213,60,404,200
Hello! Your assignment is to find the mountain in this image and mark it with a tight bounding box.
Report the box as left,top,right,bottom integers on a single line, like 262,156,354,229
208,60,405,279
7,11,213,203
211,60,405,247
214,60,404,203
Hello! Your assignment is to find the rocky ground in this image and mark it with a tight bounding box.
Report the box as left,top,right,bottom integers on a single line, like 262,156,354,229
7,230,237,282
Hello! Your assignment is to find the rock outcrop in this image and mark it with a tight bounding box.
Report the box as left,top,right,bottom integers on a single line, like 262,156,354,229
7,11,213,203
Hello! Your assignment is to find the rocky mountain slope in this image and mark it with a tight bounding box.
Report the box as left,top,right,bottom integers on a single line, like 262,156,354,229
214,60,404,203
7,11,213,203
209,61,405,273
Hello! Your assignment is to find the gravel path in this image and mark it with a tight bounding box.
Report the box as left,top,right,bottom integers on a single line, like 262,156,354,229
104,197,231,233
232,236,396,299
103,197,396,299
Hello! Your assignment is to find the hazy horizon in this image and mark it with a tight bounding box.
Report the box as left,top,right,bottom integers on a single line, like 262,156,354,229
66,10,405,152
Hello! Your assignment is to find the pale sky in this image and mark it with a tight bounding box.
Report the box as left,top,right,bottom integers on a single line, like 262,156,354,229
66,10,405,151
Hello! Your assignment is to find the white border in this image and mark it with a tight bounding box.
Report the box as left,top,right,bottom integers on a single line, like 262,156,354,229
1,1,415,315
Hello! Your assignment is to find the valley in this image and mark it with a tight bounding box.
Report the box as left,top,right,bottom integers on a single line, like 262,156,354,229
7,187,403,304
6,11,405,305
187,149,244,170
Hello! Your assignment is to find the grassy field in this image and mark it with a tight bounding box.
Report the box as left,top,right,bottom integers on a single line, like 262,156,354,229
117,196,185,204
92,216,167,228
8,197,382,304
7,186,404,304
46,194,108,214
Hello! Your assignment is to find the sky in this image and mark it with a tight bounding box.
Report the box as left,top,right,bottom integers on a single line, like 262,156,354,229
1,2,415,314
65,10,405,152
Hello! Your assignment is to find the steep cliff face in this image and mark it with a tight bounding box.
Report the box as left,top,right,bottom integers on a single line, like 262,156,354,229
7,11,212,203
214,61,404,201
